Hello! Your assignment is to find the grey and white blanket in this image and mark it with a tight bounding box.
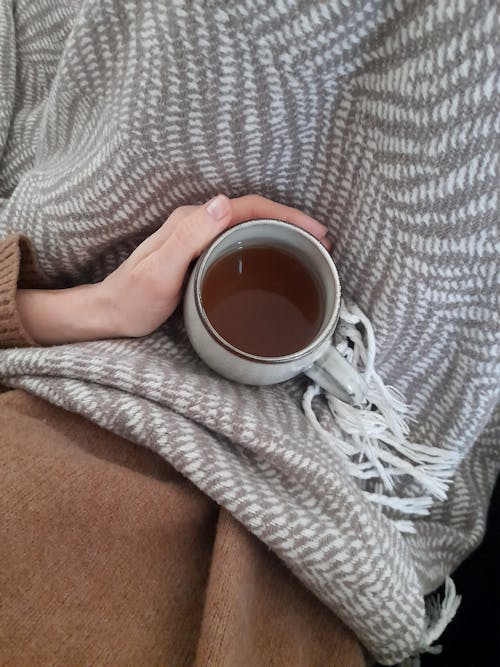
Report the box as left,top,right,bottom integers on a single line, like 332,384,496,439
0,1,498,663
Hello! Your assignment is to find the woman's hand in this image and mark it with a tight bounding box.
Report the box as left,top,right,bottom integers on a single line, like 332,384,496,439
16,194,331,345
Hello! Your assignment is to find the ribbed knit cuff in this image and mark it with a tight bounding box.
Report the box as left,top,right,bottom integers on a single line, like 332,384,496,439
0,235,47,348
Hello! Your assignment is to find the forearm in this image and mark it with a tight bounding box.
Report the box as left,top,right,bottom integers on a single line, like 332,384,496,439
16,285,114,345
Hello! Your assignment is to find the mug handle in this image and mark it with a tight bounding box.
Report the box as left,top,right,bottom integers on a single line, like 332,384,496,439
304,346,368,405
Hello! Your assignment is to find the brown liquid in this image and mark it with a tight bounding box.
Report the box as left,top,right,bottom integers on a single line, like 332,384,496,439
201,245,324,357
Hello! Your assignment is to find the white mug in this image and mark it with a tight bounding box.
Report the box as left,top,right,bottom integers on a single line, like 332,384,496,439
184,219,367,405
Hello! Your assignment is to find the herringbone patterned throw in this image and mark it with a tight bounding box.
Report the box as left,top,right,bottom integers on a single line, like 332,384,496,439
0,1,498,663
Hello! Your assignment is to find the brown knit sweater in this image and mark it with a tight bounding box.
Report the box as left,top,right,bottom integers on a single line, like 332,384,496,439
0,235,45,347
0,235,366,666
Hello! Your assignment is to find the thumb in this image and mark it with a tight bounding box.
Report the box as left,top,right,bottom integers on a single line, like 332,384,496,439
150,194,232,286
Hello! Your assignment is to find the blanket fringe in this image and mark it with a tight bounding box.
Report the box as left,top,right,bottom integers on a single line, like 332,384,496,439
303,300,461,532
399,577,461,666
422,577,461,649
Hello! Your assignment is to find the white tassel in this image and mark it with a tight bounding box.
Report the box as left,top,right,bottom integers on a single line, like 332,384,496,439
398,578,461,665
421,577,461,650
392,520,417,534
303,299,461,531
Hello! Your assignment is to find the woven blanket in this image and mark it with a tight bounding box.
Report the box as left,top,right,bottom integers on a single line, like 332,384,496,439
0,1,498,663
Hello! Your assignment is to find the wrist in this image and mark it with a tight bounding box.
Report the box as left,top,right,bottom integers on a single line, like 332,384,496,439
16,282,115,345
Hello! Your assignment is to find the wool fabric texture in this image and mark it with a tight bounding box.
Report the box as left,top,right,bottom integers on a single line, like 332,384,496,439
0,1,498,663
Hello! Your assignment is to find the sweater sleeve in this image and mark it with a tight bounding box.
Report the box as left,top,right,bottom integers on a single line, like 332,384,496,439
0,235,48,348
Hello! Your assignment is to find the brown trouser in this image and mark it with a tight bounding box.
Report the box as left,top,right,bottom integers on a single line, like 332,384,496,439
0,389,366,666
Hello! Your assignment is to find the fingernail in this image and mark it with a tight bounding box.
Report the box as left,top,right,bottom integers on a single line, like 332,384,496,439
314,220,328,236
206,195,230,222
303,215,328,237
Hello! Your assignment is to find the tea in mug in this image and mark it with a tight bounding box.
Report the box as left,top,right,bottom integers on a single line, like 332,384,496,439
201,245,324,357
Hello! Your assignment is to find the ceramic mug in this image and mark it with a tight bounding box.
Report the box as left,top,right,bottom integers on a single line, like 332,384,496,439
184,219,367,404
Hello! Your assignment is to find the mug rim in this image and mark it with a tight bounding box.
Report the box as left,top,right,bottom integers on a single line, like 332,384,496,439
193,218,341,364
